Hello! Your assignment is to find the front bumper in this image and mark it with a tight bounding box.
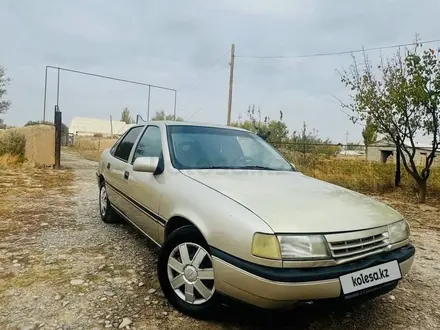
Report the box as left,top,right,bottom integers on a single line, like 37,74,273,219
212,244,415,309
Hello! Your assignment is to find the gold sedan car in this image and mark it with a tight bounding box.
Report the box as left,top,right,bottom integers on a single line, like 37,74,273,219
97,122,415,318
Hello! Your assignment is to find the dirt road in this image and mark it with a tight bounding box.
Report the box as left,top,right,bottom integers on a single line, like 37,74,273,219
1,152,439,330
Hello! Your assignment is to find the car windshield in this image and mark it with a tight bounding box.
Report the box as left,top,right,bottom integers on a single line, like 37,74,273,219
167,125,294,171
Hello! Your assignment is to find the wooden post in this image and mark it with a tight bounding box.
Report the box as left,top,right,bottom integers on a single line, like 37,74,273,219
54,107,62,169
395,139,401,187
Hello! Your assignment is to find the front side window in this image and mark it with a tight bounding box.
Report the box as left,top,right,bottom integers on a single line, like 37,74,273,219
167,125,293,171
132,126,162,163
113,126,143,161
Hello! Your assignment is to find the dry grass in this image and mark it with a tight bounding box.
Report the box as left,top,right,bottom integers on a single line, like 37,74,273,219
292,156,440,204
0,130,26,163
70,137,116,161
0,166,74,235
68,147,101,161
0,154,24,167
302,159,396,193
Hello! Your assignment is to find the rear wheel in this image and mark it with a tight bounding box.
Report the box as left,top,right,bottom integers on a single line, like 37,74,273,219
99,181,119,223
158,226,217,318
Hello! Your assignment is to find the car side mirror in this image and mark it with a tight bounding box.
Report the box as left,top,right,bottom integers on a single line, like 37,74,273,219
133,156,159,173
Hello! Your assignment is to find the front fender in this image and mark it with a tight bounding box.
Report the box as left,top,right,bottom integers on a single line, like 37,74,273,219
159,174,282,268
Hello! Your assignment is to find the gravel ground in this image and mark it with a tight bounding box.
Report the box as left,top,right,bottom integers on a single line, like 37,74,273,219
0,152,439,330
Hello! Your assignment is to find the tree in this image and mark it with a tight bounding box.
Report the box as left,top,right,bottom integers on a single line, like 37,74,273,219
151,110,184,121
231,105,289,142
362,116,377,147
0,66,11,115
289,121,336,155
121,107,133,124
0,118,7,129
339,42,440,202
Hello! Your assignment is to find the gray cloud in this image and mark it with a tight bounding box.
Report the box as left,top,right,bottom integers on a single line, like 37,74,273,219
0,0,439,142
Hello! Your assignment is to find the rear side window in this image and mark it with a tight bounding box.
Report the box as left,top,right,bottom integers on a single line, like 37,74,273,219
113,127,143,161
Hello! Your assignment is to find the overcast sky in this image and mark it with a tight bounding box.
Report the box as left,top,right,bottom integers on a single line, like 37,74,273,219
1,0,439,143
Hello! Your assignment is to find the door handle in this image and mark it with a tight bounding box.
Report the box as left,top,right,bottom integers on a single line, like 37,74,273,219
124,171,130,180
107,163,111,169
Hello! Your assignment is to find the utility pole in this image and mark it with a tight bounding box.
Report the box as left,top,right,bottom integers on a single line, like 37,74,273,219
147,86,151,121
110,115,113,138
227,43,235,125
345,131,349,149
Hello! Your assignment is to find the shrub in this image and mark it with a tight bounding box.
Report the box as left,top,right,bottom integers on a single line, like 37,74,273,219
25,120,69,134
25,120,53,127
93,133,103,137
0,130,26,161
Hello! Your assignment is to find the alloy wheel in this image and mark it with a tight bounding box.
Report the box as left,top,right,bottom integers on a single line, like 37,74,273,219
100,185,107,217
167,242,215,305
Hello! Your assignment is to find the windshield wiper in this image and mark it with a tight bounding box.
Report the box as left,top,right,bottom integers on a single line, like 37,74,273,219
235,165,277,170
197,165,237,169
196,165,280,171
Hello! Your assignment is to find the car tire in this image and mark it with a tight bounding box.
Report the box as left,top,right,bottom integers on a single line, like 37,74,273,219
158,226,218,319
99,180,119,223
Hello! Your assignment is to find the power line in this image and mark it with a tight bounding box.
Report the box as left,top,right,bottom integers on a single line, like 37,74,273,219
187,107,202,120
235,38,440,59
178,51,229,92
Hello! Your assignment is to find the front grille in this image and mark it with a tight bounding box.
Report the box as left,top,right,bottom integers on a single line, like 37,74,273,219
325,226,390,263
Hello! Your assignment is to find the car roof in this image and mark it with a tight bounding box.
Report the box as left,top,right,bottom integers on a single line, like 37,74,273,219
140,121,250,132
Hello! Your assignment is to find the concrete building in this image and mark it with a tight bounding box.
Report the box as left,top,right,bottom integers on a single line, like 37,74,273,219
69,117,131,137
367,139,440,167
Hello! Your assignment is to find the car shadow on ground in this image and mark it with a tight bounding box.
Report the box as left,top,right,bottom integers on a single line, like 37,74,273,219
210,296,379,328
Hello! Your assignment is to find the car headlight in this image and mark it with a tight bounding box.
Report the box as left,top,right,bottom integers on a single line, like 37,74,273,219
251,233,281,259
277,235,330,260
388,220,410,244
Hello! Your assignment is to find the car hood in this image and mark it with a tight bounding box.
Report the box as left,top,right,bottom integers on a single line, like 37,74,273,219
181,170,402,233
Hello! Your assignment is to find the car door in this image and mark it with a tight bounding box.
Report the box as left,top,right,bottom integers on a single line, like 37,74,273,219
105,126,143,213
120,125,164,244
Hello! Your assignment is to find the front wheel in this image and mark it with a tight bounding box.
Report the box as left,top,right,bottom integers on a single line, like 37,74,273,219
158,226,217,318
99,181,119,223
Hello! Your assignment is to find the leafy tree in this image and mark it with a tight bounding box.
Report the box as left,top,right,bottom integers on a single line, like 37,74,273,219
0,66,11,115
362,116,377,147
230,119,255,132
0,66,11,129
121,107,133,124
290,122,333,145
289,122,336,155
339,42,440,202
151,110,184,121
231,105,289,142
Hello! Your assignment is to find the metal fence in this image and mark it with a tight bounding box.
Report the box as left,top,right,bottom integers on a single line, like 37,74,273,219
271,142,366,156
61,133,75,147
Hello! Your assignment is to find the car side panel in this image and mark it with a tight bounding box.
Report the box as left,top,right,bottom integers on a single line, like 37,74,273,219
104,155,129,212
121,165,163,243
